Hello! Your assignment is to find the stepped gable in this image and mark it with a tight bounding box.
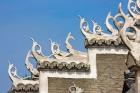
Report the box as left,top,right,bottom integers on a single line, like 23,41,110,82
79,0,140,92
8,0,140,92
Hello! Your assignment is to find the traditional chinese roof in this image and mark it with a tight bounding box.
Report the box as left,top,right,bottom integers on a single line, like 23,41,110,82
29,33,90,71
8,63,39,92
79,16,123,48
8,0,140,92
79,1,136,48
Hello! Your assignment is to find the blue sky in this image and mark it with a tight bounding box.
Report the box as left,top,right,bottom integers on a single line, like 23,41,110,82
0,0,128,92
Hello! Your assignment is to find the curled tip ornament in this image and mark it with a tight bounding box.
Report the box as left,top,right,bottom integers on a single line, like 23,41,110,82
118,3,123,13
78,15,82,19
30,37,35,42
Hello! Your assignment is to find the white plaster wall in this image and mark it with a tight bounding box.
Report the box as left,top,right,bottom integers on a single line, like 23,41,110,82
39,71,48,93
39,47,128,93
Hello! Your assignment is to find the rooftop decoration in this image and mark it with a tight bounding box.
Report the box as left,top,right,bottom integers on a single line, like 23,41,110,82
25,50,39,77
80,16,122,47
79,0,140,70
8,63,39,92
79,0,140,92
8,0,140,93
30,33,89,71
79,1,138,47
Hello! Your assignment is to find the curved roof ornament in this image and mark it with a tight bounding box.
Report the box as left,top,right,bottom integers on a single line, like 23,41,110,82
8,62,22,80
128,0,140,19
25,51,39,76
79,16,93,40
91,20,102,35
50,39,72,59
49,33,87,61
30,37,44,56
105,12,119,36
50,39,61,55
30,38,50,63
116,3,136,49
80,15,117,37
8,62,39,87
65,32,75,54
65,33,86,56
123,1,140,43
92,20,112,37
29,36,87,65
8,63,22,86
80,16,122,46
113,3,126,30
113,3,136,40
115,1,140,67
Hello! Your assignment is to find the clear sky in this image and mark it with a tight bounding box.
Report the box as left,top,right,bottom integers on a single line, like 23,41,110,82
0,0,128,92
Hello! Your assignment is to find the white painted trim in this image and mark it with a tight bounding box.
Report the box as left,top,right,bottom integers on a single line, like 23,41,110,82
39,72,48,93
39,47,128,79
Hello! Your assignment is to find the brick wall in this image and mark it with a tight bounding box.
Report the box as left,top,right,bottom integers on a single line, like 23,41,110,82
47,54,127,93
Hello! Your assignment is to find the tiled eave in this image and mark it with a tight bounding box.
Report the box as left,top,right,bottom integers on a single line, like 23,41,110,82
84,38,126,48
37,61,90,72
9,84,39,92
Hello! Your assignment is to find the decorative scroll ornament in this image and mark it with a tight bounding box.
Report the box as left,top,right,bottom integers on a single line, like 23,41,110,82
49,32,86,59
65,32,87,57
30,36,87,66
80,16,117,38
79,16,94,40
8,63,39,87
92,20,102,35
50,32,86,58
102,1,140,92
79,0,140,47
105,3,136,41
29,36,89,71
65,32,75,54
116,3,140,66
31,37,44,55
105,12,119,36
31,38,54,63
109,0,140,66
92,20,113,37
25,51,39,76
50,39,71,59
80,16,121,46
128,0,140,19
69,83,83,93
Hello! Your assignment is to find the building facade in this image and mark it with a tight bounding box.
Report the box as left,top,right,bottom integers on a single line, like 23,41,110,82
8,0,140,93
